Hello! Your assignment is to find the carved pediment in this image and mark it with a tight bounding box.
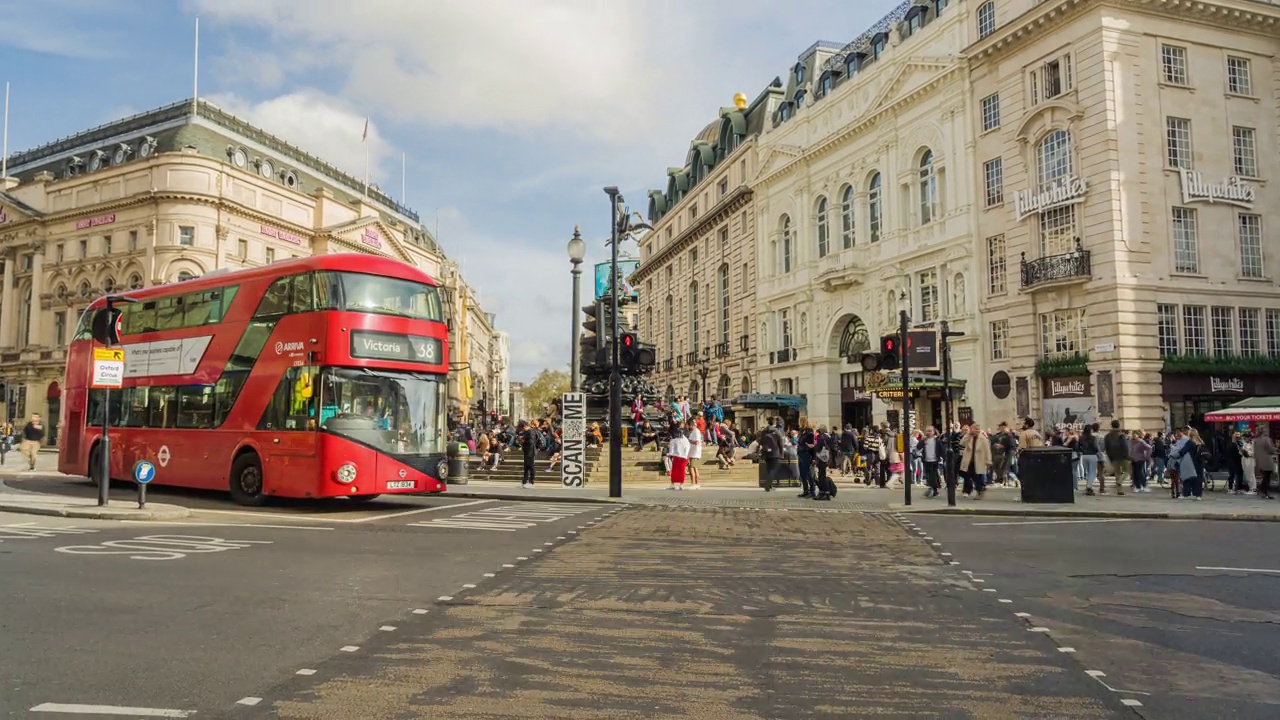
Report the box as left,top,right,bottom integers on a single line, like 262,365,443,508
755,144,804,182
866,59,954,116
1016,99,1084,145
0,193,43,227
322,217,412,263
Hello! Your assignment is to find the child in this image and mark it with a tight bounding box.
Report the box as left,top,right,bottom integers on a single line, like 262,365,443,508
668,428,690,490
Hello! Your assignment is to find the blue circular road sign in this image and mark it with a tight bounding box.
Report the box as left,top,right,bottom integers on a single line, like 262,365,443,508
132,460,157,484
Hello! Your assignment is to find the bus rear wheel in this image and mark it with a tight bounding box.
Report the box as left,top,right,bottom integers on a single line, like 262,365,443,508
229,452,267,506
87,444,108,487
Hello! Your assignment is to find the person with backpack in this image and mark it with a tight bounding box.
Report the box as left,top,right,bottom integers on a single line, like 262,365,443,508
518,420,539,488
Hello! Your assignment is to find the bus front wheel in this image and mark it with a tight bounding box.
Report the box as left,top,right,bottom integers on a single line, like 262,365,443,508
229,452,267,506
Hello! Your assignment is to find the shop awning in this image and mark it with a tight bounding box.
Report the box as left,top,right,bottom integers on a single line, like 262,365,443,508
1204,396,1280,422
733,393,807,410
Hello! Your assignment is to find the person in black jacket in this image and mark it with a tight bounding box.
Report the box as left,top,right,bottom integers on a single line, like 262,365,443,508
759,418,783,492
517,421,538,488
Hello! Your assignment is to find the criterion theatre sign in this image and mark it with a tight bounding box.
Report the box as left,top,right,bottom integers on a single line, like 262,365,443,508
1179,169,1256,208
1014,176,1089,222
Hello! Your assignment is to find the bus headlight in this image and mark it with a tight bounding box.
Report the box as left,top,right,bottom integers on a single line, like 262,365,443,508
336,463,358,484
436,460,449,479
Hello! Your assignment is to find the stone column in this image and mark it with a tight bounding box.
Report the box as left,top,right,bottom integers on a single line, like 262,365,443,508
0,249,15,348
27,242,45,346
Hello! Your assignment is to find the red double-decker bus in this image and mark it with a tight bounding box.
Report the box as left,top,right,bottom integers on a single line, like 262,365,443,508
58,255,451,505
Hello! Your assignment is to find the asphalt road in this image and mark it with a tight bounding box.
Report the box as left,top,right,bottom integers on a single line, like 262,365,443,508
0,498,604,718
910,514,1280,720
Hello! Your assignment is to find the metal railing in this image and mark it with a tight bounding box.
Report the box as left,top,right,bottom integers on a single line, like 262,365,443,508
1021,248,1091,288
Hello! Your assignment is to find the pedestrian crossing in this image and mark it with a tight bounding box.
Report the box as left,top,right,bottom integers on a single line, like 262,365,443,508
407,503,599,532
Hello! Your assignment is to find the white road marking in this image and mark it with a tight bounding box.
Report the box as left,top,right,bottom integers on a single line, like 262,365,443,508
483,572,496,577
1059,647,1076,653
1195,566,1280,574
236,697,262,706
379,626,396,631
502,564,515,568
412,609,428,614
517,556,528,560
0,523,99,542
462,584,476,588
121,521,334,531
1121,699,1143,707
344,499,495,523
932,542,942,547
30,704,193,717
533,549,543,552
940,552,952,556
1015,612,1031,618
983,588,996,592
54,536,271,561
971,519,1139,527
1084,669,1152,695
339,646,359,652
999,599,1013,603
189,499,493,525
296,668,316,675
1030,627,1050,632
949,561,960,565
407,503,593,532
972,579,985,583
437,596,453,601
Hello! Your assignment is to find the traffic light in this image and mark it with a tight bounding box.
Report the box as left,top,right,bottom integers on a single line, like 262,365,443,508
581,302,601,367
857,334,901,371
618,332,657,373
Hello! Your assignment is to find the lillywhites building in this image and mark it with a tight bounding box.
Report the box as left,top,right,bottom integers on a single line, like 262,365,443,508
971,0,1280,437
752,0,983,432
0,99,501,443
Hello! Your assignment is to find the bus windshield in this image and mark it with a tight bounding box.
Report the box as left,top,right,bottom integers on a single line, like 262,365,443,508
317,271,444,322
318,367,447,456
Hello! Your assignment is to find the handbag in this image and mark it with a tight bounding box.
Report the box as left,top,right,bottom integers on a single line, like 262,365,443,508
816,447,830,464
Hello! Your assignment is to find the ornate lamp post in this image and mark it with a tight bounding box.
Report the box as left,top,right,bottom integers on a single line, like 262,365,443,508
566,226,586,393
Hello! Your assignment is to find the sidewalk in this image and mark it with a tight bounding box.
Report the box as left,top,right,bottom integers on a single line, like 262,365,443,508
0,454,189,520
897,483,1280,521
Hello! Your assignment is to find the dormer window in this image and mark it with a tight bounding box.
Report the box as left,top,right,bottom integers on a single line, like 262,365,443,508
778,102,793,122
905,8,925,35
794,90,806,108
871,34,887,59
845,53,861,79
794,63,806,83
819,73,833,97
934,0,949,14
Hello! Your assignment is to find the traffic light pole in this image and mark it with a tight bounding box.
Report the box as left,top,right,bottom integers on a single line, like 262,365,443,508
604,187,623,499
900,306,911,507
940,320,955,507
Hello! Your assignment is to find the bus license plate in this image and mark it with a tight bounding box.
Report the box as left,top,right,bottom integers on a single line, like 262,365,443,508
386,480,415,489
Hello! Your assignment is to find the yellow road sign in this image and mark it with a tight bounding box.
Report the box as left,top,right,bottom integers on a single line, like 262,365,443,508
93,348,124,362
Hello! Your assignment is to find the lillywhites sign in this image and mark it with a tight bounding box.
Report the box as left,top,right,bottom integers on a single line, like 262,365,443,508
1179,169,1256,208
560,392,586,488
1051,379,1086,396
1209,376,1245,393
1042,376,1091,399
1014,176,1089,222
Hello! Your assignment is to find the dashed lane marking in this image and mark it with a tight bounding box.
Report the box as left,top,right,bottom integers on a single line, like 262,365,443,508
235,698,262,707
0,523,99,542
339,646,359,652
30,704,193,717
380,626,397,631
296,669,316,676
1195,566,1280,574
412,609,428,614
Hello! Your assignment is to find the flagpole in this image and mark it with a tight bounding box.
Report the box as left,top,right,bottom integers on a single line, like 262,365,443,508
401,152,406,204
2,82,10,180
192,17,200,112
363,142,369,198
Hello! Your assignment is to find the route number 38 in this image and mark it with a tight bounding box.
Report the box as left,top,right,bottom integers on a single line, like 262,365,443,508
411,338,438,363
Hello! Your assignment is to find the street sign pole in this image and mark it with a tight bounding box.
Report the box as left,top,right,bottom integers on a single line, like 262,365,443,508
900,304,911,508
132,460,156,510
91,295,136,507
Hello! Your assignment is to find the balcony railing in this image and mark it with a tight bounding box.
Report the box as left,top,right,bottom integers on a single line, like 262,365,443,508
714,341,730,358
769,347,796,364
662,358,674,372
1021,247,1091,289
685,351,698,366
739,334,750,353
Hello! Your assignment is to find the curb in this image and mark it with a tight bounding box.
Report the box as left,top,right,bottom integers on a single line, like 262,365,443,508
0,501,191,520
443,490,619,505
895,505,1280,522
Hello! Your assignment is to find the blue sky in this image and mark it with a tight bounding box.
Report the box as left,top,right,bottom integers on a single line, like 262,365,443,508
0,0,904,382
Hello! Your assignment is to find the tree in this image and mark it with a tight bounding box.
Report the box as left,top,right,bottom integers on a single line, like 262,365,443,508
521,369,570,420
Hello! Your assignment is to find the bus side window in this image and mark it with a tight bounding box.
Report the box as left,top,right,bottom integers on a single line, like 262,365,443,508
154,297,184,331
258,366,317,431
254,277,292,318
314,271,342,311
148,386,176,428
290,273,315,314
130,301,159,334
120,387,150,427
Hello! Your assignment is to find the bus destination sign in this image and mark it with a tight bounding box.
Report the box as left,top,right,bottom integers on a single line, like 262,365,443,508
350,330,442,365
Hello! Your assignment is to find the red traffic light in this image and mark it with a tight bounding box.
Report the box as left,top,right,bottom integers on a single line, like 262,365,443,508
622,334,635,347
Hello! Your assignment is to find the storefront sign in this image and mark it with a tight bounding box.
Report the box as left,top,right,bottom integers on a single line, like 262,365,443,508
260,224,304,245
361,227,384,249
75,213,116,230
1041,375,1094,432
1014,176,1089,222
1042,376,1091,399
560,392,585,488
1209,376,1246,394
958,407,974,426
1159,372,1277,401
1179,169,1256,208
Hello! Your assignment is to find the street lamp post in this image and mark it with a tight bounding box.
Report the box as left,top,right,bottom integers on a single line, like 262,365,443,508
604,187,623,499
567,226,586,393
898,290,911,507
696,351,710,405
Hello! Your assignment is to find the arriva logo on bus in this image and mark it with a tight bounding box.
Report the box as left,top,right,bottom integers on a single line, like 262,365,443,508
275,341,305,354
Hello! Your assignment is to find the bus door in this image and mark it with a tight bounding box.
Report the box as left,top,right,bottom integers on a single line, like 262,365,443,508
257,363,320,495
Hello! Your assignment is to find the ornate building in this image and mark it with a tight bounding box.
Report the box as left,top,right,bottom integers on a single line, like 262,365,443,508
970,0,1280,435
632,88,772,431
0,98,501,444
752,0,982,431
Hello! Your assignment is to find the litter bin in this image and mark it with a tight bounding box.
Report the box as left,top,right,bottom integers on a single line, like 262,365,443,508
1018,447,1074,503
757,455,799,490
447,442,469,485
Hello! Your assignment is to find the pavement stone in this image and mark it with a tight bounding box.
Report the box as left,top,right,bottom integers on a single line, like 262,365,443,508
895,483,1280,521
242,507,1130,719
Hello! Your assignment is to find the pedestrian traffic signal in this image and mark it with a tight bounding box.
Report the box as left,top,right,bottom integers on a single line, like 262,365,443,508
617,332,657,373
857,334,901,371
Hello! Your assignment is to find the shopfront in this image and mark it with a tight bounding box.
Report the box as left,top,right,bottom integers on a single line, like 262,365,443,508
839,371,873,429
1162,372,1280,439
733,393,805,431
868,373,966,432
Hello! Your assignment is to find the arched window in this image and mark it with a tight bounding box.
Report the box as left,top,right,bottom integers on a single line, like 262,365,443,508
838,316,870,358
717,374,731,400
103,277,116,293
665,295,674,357
740,376,751,394
78,281,92,298
919,149,938,225
815,196,830,258
779,214,793,273
177,271,195,282
717,263,730,345
20,286,32,345
688,282,699,351
840,185,855,248
1036,130,1078,257
128,273,143,289
794,90,806,108
868,173,883,243
977,1,996,38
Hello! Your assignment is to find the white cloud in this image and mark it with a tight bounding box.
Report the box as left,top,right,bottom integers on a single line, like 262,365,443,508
205,90,397,183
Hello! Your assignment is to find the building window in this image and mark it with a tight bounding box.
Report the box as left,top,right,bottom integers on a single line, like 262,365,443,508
1039,309,1086,358
1232,126,1257,177
1227,56,1253,95
980,93,1000,132
1030,53,1073,105
237,238,249,259
128,230,138,252
78,239,87,258
934,0,949,15
21,254,31,271
919,150,938,224
1266,309,1280,358
717,178,728,199
977,1,996,38
1182,305,1207,355
103,235,112,255
779,308,792,349
1161,44,1188,85
688,203,698,222
20,288,32,344
718,226,729,248
871,35,887,59
178,225,195,246
55,243,64,263
990,320,1008,360
1211,307,1235,357
718,264,730,345
987,234,1007,295
919,269,938,323
1157,304,1179,357
867,173,882,243
665,295,674,355
794,90,806,108
1171,207,1199,274
983,157,1003,207
54,311,66,346
1238,213,1264,278
689,282,699,351
815,196,830,258
265,247,276,264
1239,308,1261,356
1165,117,1193,169
1038,206,1077,257
1036,130,1073,191
839,185,855,248
779,214,793,273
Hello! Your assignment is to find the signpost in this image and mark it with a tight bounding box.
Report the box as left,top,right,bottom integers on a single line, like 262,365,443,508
89,295,137,507
560,392,586,488
132,459,156,509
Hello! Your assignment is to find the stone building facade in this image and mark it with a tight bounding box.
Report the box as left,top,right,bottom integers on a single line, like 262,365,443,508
752,0,983,431
632,88,772,431
970,0,1280,436
0,99,501,443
